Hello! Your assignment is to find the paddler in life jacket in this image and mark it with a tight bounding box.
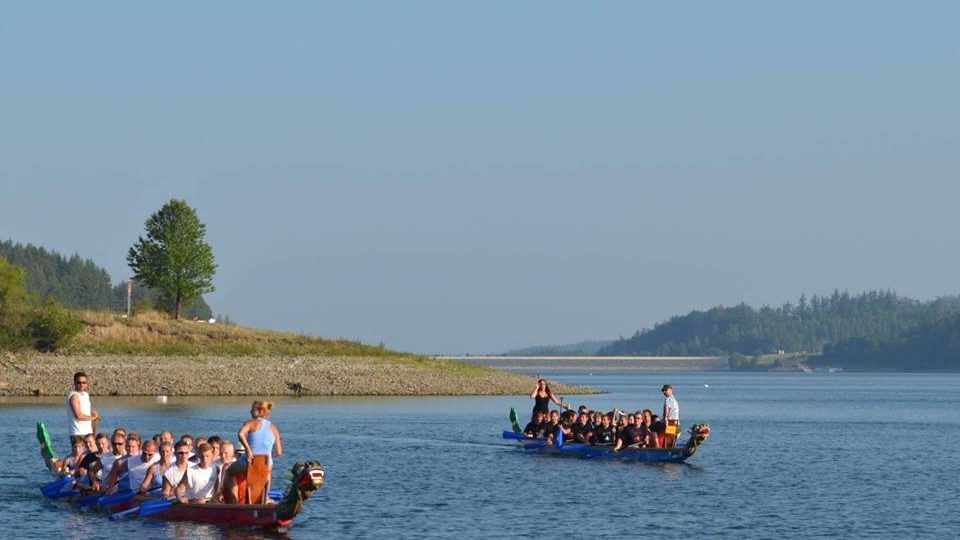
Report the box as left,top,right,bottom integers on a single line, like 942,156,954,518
229,400,283,504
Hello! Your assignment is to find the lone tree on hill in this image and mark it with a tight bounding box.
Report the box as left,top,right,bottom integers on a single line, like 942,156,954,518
127,199,216,319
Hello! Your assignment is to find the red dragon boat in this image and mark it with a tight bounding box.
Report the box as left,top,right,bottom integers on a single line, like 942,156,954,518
38,421,325,533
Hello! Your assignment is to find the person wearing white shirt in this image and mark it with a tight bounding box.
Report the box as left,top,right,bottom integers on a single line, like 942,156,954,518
177,443,220,504
66,372,100,442
661,384,680,448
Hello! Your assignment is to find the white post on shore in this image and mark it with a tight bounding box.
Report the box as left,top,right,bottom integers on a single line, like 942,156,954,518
126,279,133,317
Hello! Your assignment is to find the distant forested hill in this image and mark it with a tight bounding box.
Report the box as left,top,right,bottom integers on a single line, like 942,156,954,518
812,312,960,371
599,291,960,357
0,240,212,319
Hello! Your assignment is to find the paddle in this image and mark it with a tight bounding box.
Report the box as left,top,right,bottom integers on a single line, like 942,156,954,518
40,477,74,497
94,486,162,508
36,420,60,473
109,504,145,521
138,499,173,517
91,490,137,508
110,498,175,521
49,489,82,499
508,407,523,433
108,496,165,521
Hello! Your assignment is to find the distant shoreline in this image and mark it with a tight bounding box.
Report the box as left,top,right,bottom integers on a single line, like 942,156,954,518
442,355,732,372
0,354,595,397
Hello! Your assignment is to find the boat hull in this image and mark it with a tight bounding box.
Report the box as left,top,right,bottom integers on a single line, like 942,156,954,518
520,441,693,462
502,422,711,463
136,497,292,530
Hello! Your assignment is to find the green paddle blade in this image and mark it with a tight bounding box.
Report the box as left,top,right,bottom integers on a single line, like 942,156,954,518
37,420,59,471
509,407,522,433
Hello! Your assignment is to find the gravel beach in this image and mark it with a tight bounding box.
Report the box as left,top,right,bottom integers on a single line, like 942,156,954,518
0,354,593,397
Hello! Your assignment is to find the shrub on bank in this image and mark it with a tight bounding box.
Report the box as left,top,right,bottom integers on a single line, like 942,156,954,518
29,298,83,352
0,257,82,352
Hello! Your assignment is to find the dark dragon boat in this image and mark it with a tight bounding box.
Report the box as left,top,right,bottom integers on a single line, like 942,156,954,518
37,421,325,532
503,409,710,463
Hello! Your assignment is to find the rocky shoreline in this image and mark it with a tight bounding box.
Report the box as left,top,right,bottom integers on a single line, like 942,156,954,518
0,354,594,397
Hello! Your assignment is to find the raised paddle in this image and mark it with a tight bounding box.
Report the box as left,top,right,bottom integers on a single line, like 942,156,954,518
508,408,523,433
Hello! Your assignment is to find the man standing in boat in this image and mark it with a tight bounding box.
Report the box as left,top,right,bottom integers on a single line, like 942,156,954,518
67,372,100,443
662,384,680,448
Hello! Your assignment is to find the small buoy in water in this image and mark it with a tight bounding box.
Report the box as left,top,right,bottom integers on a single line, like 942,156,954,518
703,384,709,388
155,395,168,404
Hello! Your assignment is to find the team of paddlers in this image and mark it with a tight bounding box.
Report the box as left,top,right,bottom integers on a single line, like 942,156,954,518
60,372,282,506
528,379,682,450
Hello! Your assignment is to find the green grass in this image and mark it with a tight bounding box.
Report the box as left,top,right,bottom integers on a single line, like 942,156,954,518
66,310,415,358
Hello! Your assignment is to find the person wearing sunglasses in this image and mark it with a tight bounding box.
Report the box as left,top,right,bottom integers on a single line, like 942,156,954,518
67,371,101,443
103,433,159,495
140,441,176,493
161,441,192,498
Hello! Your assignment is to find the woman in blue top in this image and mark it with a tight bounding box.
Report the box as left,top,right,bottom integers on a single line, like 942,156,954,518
236,400,283,504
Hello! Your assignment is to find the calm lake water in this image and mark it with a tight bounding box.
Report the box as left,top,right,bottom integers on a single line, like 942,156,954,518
3,371,959,539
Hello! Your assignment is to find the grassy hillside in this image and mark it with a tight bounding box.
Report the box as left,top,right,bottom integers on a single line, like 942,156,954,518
67,310,410,358
0,310,600,396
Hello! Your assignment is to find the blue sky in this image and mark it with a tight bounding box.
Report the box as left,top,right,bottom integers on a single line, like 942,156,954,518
2,2,958,354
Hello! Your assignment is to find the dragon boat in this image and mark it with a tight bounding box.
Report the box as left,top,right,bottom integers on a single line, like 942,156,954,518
503,409,710,463
37,420,325,533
